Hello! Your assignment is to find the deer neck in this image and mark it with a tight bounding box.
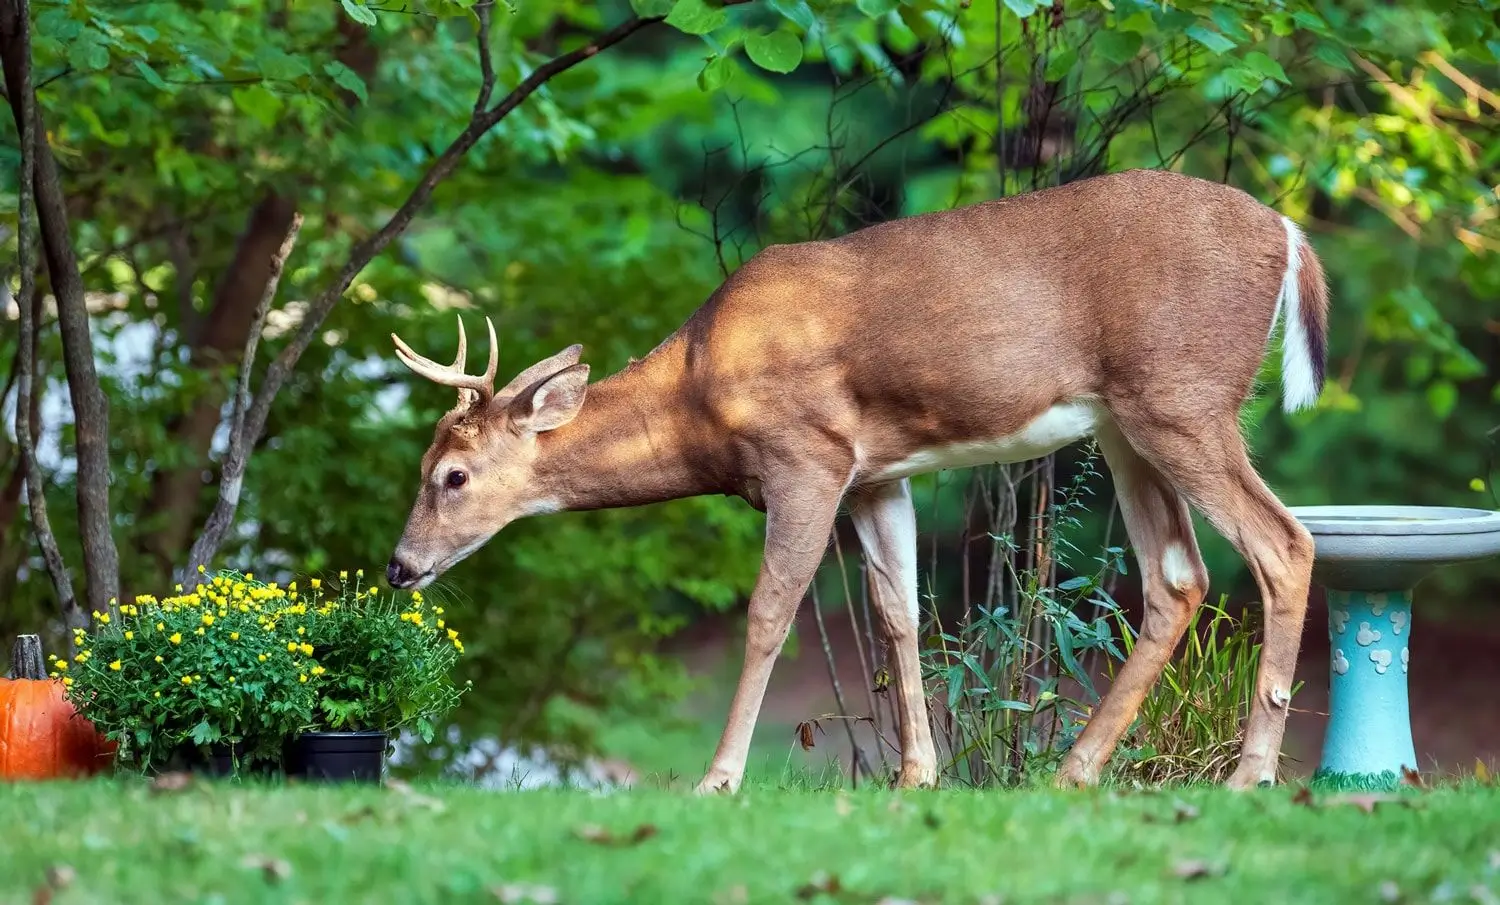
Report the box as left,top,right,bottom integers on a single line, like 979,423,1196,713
531,341,713,512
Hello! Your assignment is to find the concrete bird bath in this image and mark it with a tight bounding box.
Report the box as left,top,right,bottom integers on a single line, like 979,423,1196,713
1290,505,1500,789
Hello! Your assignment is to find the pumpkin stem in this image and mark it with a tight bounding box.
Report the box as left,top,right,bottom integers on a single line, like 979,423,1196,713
8,634,48,680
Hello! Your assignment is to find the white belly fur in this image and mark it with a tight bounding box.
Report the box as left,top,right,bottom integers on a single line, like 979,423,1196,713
866,400,1105,482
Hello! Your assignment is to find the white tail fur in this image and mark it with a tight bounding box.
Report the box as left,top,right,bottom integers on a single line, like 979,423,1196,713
1275,215,1319,413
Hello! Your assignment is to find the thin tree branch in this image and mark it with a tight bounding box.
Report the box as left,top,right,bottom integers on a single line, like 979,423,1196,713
9,0,81,632
474,0,496,115
181,214,303,582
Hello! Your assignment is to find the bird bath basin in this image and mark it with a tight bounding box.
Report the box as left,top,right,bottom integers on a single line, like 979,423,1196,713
1290,505,1500,789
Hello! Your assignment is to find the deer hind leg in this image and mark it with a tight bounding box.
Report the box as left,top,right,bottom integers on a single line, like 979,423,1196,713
1056,424,1209,788
848,479,939,789
1109,413,1315,790
695,469,847,795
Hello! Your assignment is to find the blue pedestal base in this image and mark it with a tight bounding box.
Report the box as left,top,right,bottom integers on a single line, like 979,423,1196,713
1317,589,1416,788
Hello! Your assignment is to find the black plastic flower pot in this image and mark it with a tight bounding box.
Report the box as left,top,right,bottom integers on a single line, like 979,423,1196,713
289,731,388,783
168,741,278,778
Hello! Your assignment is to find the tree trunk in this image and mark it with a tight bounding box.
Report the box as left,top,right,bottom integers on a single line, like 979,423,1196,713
0,0,116,618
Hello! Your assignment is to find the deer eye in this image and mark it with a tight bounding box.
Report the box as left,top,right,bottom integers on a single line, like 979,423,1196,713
445,469,468,489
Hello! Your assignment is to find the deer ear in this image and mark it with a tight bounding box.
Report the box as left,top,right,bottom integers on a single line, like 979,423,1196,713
495,344,584,401
508,363,590,434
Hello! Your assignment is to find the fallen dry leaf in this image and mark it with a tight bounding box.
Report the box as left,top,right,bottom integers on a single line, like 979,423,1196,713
150,771,194,794
572,823,658,846
713,884,749,905
834,794,854,817
1478,759,1494,786
1290,786,1314,807
1171,860,1225,881
795,871,842,899
31,864,75,905
1321,793,1407,814
239,854,292,883
384,778,445,812
490,883,560,904
1400,766,1426,789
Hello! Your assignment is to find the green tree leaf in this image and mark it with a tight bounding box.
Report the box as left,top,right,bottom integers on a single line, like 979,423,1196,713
1242,51,1290,85
324,60,369,104
339,0,378,26
768,0,816,31
631,0,676,17
132,59,169,91
1186,23,1236,54
1043,46,1077,81
1427,381,1458,419
696,53,735,91
665,0,727,35
1094,30,1142,65
231,85,284,128
744,30,803,74
68,34,110,72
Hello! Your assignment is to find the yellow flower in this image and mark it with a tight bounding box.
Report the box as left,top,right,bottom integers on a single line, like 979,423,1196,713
454,640,464,654
176,583,185,591
230,632,240,641
447,628,459,641
258,654,268,662
434,607,444,615
109,660,122,672
55,660,68,672
154,691,161,698
169,632,182,645
229,676,236,684
245,573,253,581
287,642,297,652
412,591,423,605
124,631,134,641
180,676,193,685
194,628,205,636
156,622,165,631
74,653,86,664
62,677,74,687
297,626,306,636
299,674,308,683
288,582,297,592
99,613,110,624
155,656,164,663
311,666,325,676
197,564,206,573
202,613,215,626
310,578,321,590
299,643,313,656
356,568,364,578
339,571,348,581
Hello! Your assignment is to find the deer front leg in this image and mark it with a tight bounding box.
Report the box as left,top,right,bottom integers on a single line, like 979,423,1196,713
695,473,846,795
848,479,938,789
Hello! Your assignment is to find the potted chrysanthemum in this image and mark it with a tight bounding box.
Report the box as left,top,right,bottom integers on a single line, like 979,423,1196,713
282,572,469,782
61,572,320,775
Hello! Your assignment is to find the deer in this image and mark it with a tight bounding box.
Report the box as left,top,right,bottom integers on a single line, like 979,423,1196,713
385,167,1329,794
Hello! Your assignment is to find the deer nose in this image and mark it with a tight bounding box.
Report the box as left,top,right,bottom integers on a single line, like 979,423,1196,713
386,558,413,588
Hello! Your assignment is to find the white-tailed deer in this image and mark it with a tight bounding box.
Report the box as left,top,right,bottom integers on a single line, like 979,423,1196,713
387,168,1328,793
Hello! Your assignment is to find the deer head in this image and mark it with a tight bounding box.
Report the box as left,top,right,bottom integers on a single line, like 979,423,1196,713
386,315,589,589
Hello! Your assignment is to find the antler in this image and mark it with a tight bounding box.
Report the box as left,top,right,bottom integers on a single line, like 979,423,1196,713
391,314,500,404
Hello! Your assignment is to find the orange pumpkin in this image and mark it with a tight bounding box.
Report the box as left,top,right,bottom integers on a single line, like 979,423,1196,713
0,634,117,780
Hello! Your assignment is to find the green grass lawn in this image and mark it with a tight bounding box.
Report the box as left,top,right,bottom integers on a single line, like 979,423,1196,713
5,778,1499,904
